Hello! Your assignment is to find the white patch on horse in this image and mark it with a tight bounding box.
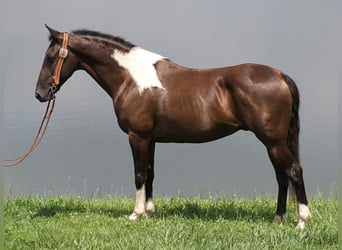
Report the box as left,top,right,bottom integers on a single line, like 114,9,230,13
129,184,146,221
112,47,166,94
297,203,312,229
146,198,155,216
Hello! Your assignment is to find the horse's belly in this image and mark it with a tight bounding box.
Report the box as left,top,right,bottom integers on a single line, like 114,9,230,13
152,117,239,143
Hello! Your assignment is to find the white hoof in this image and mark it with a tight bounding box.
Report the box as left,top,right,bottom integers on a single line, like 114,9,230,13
146,199,155,217
296,219,306,229
129,212,141,221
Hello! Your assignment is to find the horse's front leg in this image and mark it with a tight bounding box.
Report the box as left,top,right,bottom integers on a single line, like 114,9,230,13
128,132,152,221
145,141,156,216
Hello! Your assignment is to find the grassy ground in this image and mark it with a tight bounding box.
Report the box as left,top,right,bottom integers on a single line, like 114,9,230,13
5,194,337,249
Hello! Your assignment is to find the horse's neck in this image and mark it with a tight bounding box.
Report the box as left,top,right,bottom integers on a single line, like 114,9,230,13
78,49,125,98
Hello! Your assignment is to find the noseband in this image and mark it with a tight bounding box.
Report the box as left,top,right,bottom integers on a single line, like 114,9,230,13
4,33,69,166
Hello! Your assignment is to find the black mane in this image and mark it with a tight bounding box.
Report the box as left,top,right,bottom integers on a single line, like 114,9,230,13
71,29,135,49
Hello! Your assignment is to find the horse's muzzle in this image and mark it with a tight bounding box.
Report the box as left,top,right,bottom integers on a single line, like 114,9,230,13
35,91,48,102
35,84,57,102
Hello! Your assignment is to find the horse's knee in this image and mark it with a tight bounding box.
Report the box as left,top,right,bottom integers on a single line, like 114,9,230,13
287,163,303,184
135,173,147,189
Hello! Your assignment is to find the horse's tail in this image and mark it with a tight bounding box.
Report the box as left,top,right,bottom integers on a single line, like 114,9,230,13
281,72,301,201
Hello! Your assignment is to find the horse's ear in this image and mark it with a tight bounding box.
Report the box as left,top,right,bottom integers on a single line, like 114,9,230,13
45,24,62,41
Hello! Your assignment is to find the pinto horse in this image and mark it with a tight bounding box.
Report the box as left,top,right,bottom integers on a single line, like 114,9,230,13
35,26,311,228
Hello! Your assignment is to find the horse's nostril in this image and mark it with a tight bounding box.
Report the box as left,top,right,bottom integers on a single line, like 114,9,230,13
35,92,41,99
35,92,45,102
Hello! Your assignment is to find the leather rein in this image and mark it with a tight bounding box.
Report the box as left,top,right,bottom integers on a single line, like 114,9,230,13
4,33,69,167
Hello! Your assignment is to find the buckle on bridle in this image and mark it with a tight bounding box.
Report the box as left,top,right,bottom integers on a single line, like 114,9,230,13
50,84,57,99
58,48,68,59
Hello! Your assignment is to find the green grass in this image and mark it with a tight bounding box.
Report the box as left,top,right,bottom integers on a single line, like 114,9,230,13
5,194,337,249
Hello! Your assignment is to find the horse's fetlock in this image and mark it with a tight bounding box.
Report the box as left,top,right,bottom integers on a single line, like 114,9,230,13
298,203,312,222
146,199,155,215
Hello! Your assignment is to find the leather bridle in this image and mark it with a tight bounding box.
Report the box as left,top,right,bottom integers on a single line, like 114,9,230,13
51,32,69,96
4,33,69,167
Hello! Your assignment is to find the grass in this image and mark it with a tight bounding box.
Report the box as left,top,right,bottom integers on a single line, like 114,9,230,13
5,194,337,249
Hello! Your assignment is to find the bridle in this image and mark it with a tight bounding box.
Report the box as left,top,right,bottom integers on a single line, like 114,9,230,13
4,33,69,167
51,32,69,96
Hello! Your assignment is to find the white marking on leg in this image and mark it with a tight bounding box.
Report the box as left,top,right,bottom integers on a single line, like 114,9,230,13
146,198,155,217
297,219,306,230
129,184,146,221
296,203,312,229
112,47,166,94
299,203,312,221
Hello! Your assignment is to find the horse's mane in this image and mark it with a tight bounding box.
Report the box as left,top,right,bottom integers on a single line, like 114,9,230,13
71,29,135,49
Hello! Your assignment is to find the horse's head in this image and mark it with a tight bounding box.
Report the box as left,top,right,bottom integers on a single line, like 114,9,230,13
35,25,79,102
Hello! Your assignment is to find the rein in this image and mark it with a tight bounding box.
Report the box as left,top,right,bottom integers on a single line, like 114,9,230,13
4,33,69,167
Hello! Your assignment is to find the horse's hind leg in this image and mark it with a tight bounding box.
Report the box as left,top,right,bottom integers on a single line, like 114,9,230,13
267,142,311,228
272,164,289,224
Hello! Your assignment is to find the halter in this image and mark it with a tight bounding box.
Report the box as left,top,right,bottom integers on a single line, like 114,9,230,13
4,33,69,167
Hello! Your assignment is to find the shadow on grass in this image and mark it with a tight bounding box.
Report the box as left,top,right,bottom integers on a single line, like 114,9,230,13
34,199,131,218
34,198,278,223
154,199,277,222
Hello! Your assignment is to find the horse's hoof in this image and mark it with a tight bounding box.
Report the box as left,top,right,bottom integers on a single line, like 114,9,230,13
273,214,286,224
146,201,156,217
129,212,140,221
296,219,306,229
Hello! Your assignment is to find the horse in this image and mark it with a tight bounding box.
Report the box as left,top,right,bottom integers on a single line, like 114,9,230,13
35,25,311,229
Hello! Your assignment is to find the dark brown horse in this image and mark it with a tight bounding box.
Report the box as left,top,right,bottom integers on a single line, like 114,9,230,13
35,26,311,228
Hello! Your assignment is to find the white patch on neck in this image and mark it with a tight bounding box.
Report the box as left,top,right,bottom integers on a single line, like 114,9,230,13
112,47,166,94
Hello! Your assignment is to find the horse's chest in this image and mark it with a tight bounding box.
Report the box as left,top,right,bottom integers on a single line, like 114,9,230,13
114,98,156,134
